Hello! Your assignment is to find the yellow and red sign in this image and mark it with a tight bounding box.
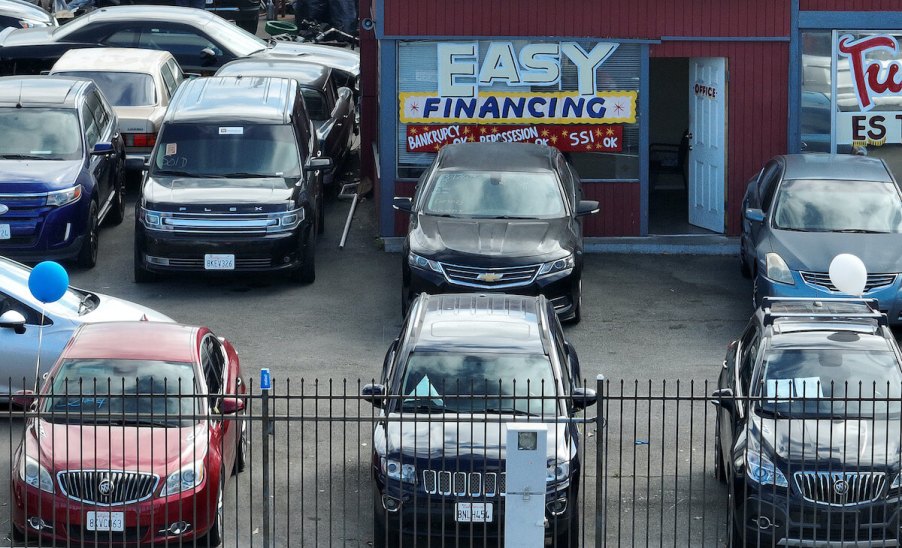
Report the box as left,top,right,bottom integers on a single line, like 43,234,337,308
406,124,623,153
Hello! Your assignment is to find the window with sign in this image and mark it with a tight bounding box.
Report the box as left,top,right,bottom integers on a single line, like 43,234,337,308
396,40,640,181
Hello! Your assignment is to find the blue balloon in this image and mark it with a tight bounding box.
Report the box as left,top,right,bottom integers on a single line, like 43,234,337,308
28,261,69,304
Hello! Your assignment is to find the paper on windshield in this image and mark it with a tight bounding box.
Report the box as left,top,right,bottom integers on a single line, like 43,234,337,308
766,377,824,399
405,374,444,406
218,127,244,135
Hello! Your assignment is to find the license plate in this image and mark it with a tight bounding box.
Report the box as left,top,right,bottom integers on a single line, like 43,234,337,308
456,502,493,523
204,254,235,270
0,224,9,240
86,511,124,532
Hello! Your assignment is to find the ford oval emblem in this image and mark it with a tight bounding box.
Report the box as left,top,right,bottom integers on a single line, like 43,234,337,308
0,203,7,216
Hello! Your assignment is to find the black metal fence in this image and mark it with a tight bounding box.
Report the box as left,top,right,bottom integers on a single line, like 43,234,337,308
3,378,902,547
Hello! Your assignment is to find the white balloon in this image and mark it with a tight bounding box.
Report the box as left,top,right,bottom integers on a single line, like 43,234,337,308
828,254,868,296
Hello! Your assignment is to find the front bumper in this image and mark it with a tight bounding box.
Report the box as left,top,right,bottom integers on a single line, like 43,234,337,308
0,199,90,262
757,271,902,323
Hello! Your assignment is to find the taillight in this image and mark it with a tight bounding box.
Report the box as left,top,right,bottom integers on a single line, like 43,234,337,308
124,133,157,147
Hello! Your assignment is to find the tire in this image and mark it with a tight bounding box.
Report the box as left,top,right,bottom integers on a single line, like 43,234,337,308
400,282,410,318
133,234,155,283
567,279,582,325
738,243,752,279
714,419,727,483
291,227,316,284
555,501,580,548
373,514,387,548
372,503,398,548
106,168,126,226
232,420,247,475
77,201,99,268
10,523,25,542
316,197,325,235
752,275,760,309
205,469,225,547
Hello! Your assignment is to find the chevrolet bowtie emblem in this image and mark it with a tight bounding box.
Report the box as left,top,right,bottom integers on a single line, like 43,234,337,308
477,272,503,283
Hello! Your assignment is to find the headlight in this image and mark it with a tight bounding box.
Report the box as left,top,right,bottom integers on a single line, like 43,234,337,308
160,461,205,496
19,455,54,493
144,211,162,228
765,253,794,285
546,458,570,482
268,209,304,233
381,458,416,484
538,254,575,277
46,185,82,207
891,474,902,490
408,252,443,274
746,451,788,487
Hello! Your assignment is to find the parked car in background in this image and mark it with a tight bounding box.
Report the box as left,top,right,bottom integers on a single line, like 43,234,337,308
0,6,361,85
134,76,331,283
363,292,595,548
215,59,355,188
0,0,54,30
0,76,126,268
394,142,599,323
739,153,902,322
713,297,902,547
0,255,172,399
94,0,260,33
10,321,246,546
51,48,185,174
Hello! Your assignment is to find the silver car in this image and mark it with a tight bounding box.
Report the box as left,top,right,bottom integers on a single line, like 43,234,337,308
0,255,172,396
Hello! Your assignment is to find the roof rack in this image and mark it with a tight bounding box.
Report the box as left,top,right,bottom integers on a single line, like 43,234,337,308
761,297,886,326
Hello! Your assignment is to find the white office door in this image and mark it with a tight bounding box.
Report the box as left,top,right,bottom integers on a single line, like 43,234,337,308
688,57,727,233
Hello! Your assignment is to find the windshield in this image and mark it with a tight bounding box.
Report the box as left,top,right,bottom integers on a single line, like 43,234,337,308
423,169,567,218
42,359,200,427
53,71,156,107
756,348,902,418
151,123,301,179
301,89,327,120
203,17,268,56
773,178,902,233
398,351,558,416
0,108,81,160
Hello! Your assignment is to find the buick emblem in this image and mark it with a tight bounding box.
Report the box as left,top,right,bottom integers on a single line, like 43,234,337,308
477,272,503,283
98,476,115,498
833,478,850,496
0,204,7,215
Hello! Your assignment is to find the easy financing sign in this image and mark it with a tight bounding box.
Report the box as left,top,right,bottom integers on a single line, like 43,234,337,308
399,41,636,152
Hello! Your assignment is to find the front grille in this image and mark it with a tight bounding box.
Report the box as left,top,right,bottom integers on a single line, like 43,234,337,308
161,213,278,235
441,263,541,289
160,257,274,269
67,526,149,543
794,471,886,505
801,271,898,293
423,470,506,497
0,194,50,239
57,470,159,505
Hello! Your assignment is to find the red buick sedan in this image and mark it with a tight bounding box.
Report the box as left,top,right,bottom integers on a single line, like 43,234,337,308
10,321,246,546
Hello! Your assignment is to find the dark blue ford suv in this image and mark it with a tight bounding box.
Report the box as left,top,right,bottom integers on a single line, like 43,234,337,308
0,76,126,268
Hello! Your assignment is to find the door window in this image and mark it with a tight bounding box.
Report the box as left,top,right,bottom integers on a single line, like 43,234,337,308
137,26,223,58
758,161,782,213
737,324,760,395
81,102,99,149
0,291,45,325
160,64,177,101
102,28,140,48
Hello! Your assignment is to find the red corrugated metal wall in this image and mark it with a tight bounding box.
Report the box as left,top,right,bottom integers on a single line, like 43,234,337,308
651,42,789,236
383,0,789,38
583,183,640,236
801,0,897,10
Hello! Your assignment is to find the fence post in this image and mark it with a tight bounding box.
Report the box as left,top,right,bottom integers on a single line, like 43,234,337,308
595,374,605,548
261,369,272,548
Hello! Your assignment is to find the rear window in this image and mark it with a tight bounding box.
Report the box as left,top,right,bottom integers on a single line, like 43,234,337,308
53,71,156,107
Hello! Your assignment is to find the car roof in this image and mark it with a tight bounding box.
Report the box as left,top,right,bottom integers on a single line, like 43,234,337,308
165,76,296,124
63,322,200,362
51,47,173,74
0,75,89,108
768,331,893,352
72,4,216,25
778,153,893,182
0,0,53,22
436,142,558,172
216,59,331,90
409,293,548,354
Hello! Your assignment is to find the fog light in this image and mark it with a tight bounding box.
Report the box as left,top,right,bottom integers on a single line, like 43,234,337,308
283,256,290,264
27,516,52,531
381,495,402,512
159,521,191,535
145,255,170,266
547,497,568,516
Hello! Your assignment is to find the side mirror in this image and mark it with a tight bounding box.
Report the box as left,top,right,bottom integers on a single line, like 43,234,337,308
11,390,35,409
218,397,246,415
201,47,217,60
306,156,334,172
576,200,600,217
711,388,736,413
184,72,202,79
571,387,597,412
337,86,352,101
744,208,765,223
142,155,151,169
564,341,582,379
0,310,26,334
392,197,413,213
361,383,386,408
91,142,114,156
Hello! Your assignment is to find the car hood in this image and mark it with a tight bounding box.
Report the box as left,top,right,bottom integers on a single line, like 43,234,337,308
748,414,901,469
0,25,53,47
29,420,209,475
143,176,298,213
79,292,173,323
115,106,165,135
0,159,82,192
764,229,902,273
411,215,573,262
376,414,571,461
258,43,360,77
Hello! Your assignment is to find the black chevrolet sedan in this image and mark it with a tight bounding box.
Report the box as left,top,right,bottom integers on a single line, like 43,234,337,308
394,143,599,323
713,298,902,547
362,293,596,548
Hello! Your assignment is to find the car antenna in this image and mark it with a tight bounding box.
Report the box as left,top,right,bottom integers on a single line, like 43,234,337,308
15,81,22,108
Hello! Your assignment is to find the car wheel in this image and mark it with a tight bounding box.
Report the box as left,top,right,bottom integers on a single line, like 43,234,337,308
554,499,580,548
291,228,316,284
752,275,760,309
714,418,726,484
205,468,225,547
567,279,582,325
232,420,247,475
133,234,155,283
317,196,325,235
401,282,411,317
372,499,398,548
107,167,126,226
77,201,99,268
10,523,25,542
739,242,752,279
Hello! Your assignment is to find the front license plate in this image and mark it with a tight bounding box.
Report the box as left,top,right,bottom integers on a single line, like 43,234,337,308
456,502,493,523
0,224,9,240
86,511,125,532
204,254,235,270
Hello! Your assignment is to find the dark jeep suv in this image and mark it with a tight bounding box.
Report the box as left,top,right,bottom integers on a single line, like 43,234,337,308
363,293,596,547
713,297,902,547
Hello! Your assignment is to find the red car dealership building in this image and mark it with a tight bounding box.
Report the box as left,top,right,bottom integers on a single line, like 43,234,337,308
356,0,902,243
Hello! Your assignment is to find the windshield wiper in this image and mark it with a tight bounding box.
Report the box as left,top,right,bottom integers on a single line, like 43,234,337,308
483,406,540,417
216,172,275,178
399,400,446,414
754,405,792,419
833,229,890,234
108,417,177,428
153,169,197,177
0,154,51,160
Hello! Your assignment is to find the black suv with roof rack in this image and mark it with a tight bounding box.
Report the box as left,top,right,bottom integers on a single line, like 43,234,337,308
362,293,596,547
712,297,902,547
